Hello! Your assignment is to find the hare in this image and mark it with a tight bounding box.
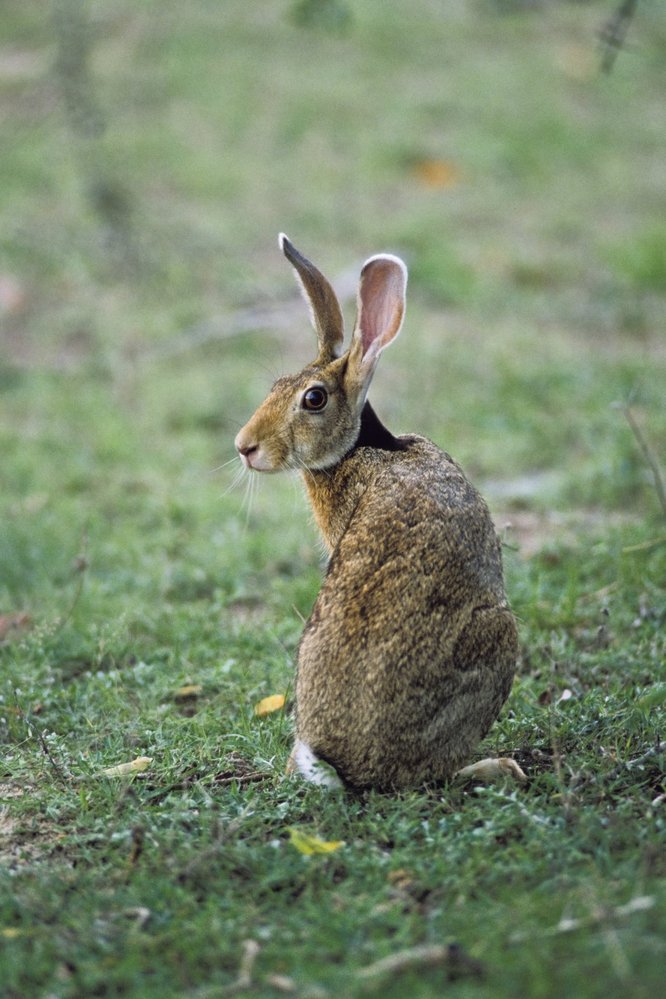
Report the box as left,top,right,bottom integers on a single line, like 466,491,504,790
234,235,524,790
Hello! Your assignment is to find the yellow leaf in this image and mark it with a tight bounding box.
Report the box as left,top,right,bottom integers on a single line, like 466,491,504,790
102,756,153,777
254,694,286,717
1,927,23,939
411,158,461,189
174,684,203,700
287,827,345,856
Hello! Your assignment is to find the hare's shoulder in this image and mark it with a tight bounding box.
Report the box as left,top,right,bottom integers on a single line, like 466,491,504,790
342,436,503,577
359,434,483,515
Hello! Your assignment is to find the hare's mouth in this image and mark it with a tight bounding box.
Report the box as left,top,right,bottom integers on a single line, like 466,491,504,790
235,439,278,472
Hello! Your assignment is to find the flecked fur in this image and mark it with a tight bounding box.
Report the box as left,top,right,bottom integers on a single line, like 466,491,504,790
235,237,518,790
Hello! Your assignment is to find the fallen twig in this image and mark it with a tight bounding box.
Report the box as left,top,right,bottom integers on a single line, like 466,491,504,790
223,939,260,995
569,741,663,793
265,974,298,994
38,730,73,788
615,402,666,519
356,942,484,983
622,536,666,553
598,0,639,73
605,742,664,780
511,895,654,943
212,770,270,786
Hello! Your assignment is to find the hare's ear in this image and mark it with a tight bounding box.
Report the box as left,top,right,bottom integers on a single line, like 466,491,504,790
279,234,344,362
346,254,407,400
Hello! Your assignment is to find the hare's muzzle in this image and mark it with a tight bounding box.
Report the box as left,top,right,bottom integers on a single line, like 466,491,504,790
234,430,274,471
236,442,257,469
235,435,258,469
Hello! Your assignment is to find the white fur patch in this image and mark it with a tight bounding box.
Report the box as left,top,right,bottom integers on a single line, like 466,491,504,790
291,739,343,789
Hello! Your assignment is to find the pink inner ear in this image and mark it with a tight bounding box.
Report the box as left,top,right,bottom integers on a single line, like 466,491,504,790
359,259,405,356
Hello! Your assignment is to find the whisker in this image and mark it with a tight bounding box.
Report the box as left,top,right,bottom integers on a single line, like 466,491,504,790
216,415,247,433
288,455,309,481
209,455,242,476
289,454,330,488
287,465,305,502
220,462,247,498
242,469,258,527
256,356,281,383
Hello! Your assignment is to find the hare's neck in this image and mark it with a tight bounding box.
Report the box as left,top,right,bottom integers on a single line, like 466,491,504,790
302,403,404,553
356,402,404,451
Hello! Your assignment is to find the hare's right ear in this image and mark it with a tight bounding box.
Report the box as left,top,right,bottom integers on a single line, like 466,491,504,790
345,253,407,404
279,234,344,363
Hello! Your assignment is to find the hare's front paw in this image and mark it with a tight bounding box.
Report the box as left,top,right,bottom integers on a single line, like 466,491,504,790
288,739,343,789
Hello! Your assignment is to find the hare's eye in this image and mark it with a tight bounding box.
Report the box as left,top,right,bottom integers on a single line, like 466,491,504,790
302,387,328,412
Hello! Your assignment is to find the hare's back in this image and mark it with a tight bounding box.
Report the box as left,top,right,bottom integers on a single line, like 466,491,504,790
295,437,516,787
301,436,509,672
353,436,507,600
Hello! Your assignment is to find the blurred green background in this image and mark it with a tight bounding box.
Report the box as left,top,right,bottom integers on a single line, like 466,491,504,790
1,0,664,523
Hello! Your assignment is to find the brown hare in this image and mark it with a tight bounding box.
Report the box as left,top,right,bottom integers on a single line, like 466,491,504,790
235,235,524,790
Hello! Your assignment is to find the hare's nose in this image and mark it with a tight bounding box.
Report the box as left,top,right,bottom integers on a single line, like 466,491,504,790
234,426,257,455
234,431,261,469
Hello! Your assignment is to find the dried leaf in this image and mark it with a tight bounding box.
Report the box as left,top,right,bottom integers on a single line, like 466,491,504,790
174,684,203,701
1,927,23,939
388,868,415,890
102,756,153,777
411,158,461,189
287,827,345,855
254,693,286,717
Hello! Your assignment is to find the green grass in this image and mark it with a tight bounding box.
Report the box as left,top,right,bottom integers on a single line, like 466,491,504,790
1,2,665,997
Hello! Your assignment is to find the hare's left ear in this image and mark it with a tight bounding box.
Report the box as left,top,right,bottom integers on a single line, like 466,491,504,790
279,234,344,362
345,254,407,402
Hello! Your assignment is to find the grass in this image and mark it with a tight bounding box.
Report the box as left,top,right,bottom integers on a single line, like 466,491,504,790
1,1,665,997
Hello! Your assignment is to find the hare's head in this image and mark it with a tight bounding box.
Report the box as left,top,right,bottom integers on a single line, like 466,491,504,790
235,235,407,472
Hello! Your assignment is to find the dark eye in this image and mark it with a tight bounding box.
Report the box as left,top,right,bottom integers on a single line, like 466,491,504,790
302,387,328,412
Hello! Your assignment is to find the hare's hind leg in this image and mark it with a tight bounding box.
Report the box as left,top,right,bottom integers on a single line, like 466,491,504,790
287,739,343,789
455,757,527,782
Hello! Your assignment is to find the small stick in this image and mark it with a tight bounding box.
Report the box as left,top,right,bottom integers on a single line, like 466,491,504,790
357,942,483,982
511,895,654,942
223,939,260,995
38,730,72,788
212,770,269,787
617,403,666,518
570,741,663,791
598,0,639,74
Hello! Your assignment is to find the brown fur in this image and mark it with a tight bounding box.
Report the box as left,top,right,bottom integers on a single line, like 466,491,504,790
235,236,518,790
